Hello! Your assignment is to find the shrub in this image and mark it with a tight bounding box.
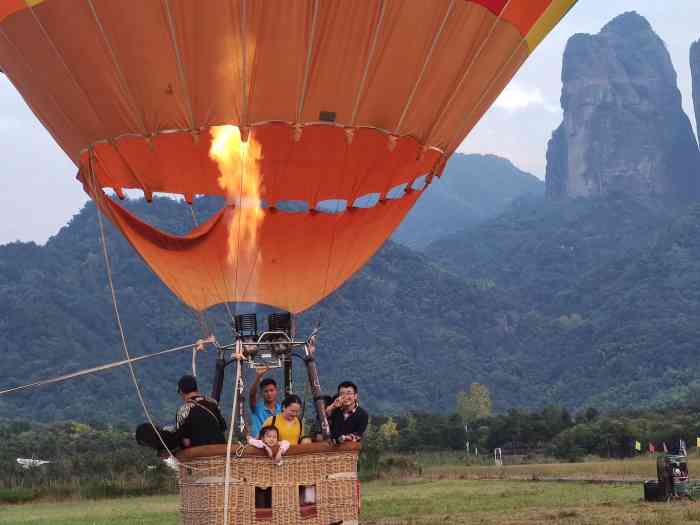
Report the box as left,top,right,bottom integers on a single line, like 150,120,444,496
0,487,39,504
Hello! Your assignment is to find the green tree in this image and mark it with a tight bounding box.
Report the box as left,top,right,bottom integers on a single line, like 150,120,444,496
378,417,399,449
456,383,492,425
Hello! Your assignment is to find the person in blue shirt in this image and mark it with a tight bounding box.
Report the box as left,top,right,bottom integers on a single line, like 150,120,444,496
249,368,281,438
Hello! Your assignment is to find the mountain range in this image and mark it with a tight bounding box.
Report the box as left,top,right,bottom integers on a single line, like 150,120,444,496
392,153,542,249
4,180,700,423
3,11,700,424
0,152,541,422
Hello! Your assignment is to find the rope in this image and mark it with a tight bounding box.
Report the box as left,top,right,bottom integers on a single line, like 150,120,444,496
85,158,232,474
350,0,386,126
239,0,248,126
88,151,179,461
425,0,513,144
296,0,320,122
162,0,195,131
300,380,311,428
0,343,199,396
223,340,245,525
87,0,148,135
188,204,235,323
394,0,454,135
236,359,247,435
191,347,198,377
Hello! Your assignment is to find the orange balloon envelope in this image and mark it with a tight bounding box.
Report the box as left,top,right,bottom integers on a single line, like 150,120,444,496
0,0,576,312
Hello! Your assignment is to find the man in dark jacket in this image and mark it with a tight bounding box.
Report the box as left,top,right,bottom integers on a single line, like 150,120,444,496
325,381,368,443
136,375,226,453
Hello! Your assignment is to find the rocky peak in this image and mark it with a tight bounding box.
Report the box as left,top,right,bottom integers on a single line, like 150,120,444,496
546,12,700,201
691,39,700,140
601,9,652,35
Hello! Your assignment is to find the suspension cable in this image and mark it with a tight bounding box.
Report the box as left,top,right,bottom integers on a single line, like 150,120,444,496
223,340,245,525
188,203,235,324
191,347,198,377
88,151,180,461
75,157,238,474
0,342,201,396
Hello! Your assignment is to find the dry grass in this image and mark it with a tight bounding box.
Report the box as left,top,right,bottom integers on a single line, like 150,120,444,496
2,479,683,525
0,495,179,524
3,458,700,525
424,456,674,482
361,479,700,524
364,502,700,525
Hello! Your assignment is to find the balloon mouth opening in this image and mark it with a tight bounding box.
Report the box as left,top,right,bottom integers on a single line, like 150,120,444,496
78,122,445,216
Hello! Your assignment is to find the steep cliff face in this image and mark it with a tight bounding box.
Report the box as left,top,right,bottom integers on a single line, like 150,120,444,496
546,12,700,200
691,39,700,140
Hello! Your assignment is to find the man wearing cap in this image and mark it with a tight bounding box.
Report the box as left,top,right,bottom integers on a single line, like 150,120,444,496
174,374,227,448
136,374,226,453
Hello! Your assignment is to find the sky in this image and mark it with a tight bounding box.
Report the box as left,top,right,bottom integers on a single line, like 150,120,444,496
1,1,699,245
459,1,700,177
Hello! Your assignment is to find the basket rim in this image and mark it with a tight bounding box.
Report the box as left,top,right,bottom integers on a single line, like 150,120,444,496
176,441,361,461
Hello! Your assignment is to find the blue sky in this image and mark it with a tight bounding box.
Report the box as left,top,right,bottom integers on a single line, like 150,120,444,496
1,1,699,245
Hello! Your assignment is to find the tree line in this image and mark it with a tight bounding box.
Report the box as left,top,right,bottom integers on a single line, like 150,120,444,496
3,397,700,501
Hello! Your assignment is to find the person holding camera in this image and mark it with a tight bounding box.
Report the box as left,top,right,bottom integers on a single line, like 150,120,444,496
324,381,368,443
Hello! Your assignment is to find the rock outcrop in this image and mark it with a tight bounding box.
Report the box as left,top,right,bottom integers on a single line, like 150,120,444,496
691,39,700,140
546,12,700,200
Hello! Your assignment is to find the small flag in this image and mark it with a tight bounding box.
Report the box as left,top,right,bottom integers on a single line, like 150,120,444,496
635,440,642,452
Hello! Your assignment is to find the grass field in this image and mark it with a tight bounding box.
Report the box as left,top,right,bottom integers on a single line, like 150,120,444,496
0,495,180,525
423,456,664,481
2,457,699,524
2,477,700,525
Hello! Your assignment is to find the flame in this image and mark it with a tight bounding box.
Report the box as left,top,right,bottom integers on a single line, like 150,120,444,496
209,125,264,270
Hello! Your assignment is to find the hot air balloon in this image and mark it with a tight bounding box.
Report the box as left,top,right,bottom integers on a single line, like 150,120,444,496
0,1,576,524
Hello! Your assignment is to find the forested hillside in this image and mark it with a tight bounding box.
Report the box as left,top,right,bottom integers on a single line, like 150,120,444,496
430,194,700,408
430,194,678,308
0,197,518,422
392,153,543,249
2,190,700,423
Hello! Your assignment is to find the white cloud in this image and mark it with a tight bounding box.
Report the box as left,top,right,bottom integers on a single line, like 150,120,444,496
493,83,559,113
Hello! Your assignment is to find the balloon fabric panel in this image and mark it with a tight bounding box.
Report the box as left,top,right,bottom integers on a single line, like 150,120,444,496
89,186,421,313
0,0,578,311
0,1,573,161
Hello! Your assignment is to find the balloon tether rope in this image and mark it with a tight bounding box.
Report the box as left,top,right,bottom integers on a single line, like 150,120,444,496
0,342,200,396
223,341,245,525
89,152,179,462
87,151,225,473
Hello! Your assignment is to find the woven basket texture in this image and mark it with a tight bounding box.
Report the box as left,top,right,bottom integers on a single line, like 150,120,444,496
178,444,360,525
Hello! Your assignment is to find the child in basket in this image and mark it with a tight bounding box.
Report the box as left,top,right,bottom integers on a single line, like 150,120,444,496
247,425,290,465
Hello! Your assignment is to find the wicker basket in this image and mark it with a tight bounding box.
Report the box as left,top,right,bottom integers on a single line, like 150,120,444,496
177,442,361,525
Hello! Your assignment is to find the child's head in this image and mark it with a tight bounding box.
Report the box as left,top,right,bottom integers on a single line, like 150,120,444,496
259,425,279,447
300,436,312,444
